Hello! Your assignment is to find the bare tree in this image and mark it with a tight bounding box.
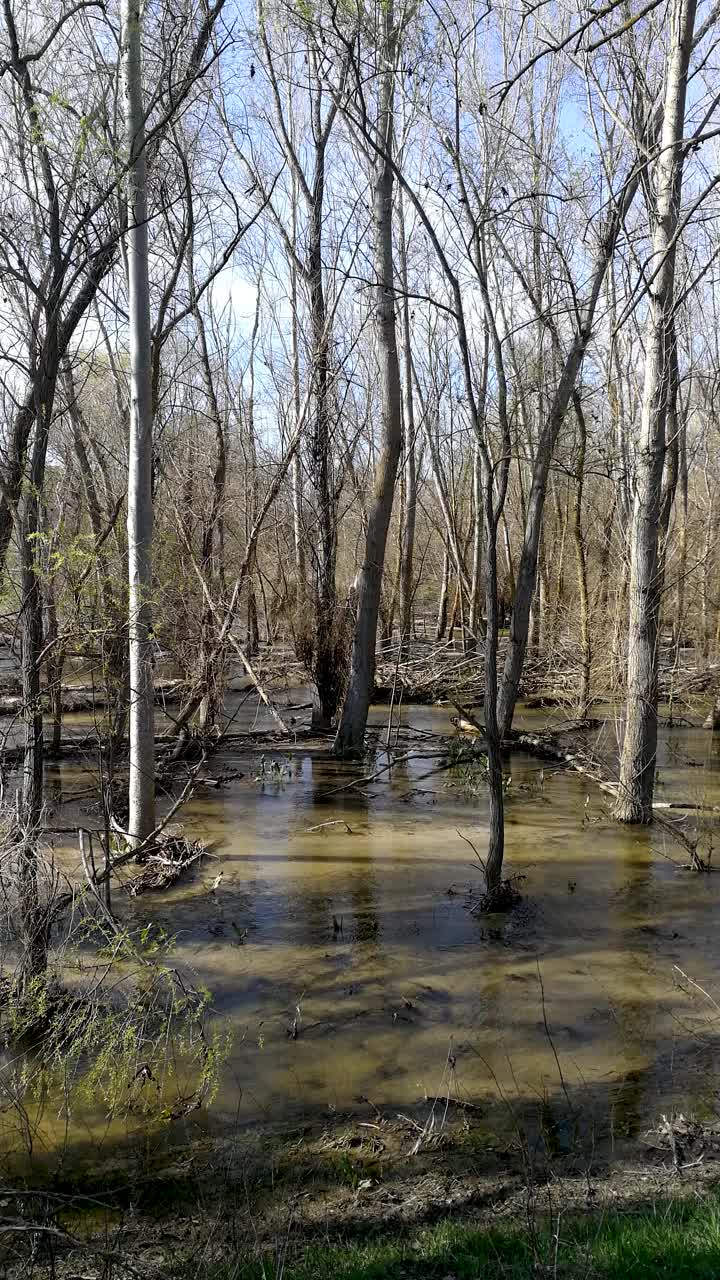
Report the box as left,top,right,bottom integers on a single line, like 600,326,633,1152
335,0,403,756
121,0,156,843
616,0,697,822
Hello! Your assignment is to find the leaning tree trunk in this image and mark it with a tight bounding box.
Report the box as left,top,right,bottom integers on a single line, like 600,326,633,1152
616,0,696,823
122,0,156,843
334,6,402,758
495,152,654,737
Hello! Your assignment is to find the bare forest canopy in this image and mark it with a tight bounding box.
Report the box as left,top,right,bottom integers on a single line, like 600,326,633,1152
1,0,720,960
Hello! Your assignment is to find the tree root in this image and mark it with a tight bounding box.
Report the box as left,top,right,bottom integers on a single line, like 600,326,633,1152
471,877,522,914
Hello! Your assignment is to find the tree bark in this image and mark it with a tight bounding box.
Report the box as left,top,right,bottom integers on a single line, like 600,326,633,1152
398,196,417,662
334,4,402,757
436,547,450,641
18,427,51,989
122,0,156,843
571,393,591,719
616,0,696,822
468,439,485,651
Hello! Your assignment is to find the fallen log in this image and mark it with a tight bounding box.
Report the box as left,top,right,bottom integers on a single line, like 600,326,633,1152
509,729,619,799
0,679,190,717
451,706,717,842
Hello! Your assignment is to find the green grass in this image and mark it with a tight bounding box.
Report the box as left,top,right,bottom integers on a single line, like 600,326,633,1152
197,1195,720,1279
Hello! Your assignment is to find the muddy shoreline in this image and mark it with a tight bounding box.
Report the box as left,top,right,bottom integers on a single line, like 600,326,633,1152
4,1104,720,1277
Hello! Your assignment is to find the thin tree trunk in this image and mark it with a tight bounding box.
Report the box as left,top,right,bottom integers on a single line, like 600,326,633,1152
674,412,688,640
122,0,156,843
500,514,515,600
17,390,55,987
468,439,485,650
571,393,591,719
290,244,306,600
436,547,450,640
398,196,416,661
18,482,49,989
481,472,506,893
44,580,65,759
448,581,460,642
701,482,714,656
307,175,338,727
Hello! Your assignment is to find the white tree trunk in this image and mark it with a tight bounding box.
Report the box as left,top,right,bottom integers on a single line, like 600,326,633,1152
122,0,155,843
616,0,697,822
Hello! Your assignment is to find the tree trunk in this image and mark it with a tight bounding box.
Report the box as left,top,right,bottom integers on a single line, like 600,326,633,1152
290,243,306,603
44,580,65,759
496,159,652,736
571,393,591,719
334,5,401,757
616,0,696,823
190,235,229,732
448,582,460,642
482,483,506,893
308,180,338,728
17,387,55,989
398,197,416,662
258,19,340,725
436,547,450,641
468,439,485,650
18,491,48,989
122,0,156,843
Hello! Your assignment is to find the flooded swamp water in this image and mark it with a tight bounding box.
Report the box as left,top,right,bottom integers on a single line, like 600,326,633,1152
4,698,720,1169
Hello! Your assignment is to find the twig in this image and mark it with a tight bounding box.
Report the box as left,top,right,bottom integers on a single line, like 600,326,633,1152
673,964,720,1016
305,819,353,833
456,828,486,873
536,959,572,1113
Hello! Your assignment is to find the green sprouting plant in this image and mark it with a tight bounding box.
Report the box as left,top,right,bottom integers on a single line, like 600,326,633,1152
0,910,231,1136
448,741,489,794
447,742,512,797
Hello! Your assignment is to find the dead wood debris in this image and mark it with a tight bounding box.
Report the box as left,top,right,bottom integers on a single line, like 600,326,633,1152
126,833,207,895
645,1113,720,1173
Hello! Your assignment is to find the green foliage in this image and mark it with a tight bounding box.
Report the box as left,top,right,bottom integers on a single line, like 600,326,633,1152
191,1194,720,1278
0,918,231,1134
447,742,512,797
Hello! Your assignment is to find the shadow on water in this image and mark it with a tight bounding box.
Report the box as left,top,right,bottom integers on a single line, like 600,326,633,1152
4,702,720,1171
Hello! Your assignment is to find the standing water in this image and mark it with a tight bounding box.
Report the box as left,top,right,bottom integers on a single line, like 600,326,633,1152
4,701,720,1161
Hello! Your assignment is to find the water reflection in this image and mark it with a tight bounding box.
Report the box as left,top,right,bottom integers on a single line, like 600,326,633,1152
4,702,720,1157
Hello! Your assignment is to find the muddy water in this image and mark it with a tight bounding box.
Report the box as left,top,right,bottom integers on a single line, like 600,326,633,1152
12,701,720,1157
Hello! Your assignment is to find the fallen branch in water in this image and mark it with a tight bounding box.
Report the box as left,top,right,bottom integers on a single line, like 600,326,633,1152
126,835,207,896
305,819,353,833
452,705,705,866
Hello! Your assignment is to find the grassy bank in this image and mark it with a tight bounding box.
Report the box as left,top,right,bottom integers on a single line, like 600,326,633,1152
197,1196,720,1279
